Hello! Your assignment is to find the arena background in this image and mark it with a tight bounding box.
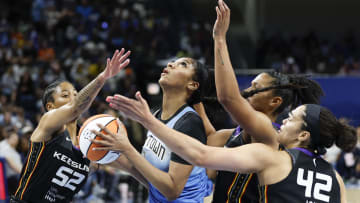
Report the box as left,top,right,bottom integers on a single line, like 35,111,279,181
0,0,359,202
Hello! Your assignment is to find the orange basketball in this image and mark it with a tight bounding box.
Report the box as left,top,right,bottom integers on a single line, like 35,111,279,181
78,114,127,164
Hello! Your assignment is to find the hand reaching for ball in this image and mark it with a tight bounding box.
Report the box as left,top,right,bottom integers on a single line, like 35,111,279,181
91,119,134,154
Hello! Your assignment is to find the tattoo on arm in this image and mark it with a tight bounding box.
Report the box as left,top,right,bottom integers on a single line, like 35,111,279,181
217,49,225,65
74,76,104,114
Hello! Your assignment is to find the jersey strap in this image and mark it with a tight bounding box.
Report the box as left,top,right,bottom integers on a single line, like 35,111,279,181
14,142,45,200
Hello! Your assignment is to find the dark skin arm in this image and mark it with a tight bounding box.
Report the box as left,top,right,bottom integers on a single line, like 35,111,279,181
31,49,131,142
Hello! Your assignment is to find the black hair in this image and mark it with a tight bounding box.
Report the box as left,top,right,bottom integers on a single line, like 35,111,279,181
200,69,235,130
186,59,209,106
242,72,325,116
42,79,68,112
302,106,357,153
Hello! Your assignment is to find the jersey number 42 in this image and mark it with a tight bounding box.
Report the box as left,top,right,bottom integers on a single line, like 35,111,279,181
296,168,332,202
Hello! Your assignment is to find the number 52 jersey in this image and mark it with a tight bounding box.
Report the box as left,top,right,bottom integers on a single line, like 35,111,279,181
259,148,340,203
14,130,90,203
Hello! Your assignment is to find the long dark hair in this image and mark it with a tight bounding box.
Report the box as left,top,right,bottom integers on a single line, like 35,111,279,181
303,106,357,153
186,59,209,106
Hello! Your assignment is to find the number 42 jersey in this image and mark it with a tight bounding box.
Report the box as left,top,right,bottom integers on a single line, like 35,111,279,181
14,130,90,203
259,148,340,203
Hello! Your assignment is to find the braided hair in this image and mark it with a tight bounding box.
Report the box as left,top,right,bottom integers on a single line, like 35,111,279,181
42,79,68,112
242,72,325,116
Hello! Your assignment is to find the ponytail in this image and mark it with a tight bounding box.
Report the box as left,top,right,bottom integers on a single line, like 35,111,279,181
310,107,358,152
334,119,357,152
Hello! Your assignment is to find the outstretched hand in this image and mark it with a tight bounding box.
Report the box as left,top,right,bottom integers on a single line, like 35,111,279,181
213,0,231,40
102,48,131,80
91,119,132,153
106,91,152,126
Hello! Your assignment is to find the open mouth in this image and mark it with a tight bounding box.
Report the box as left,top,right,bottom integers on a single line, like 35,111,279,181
161,69,169,76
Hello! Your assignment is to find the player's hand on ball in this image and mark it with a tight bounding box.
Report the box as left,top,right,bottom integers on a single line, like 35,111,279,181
91,119,132,153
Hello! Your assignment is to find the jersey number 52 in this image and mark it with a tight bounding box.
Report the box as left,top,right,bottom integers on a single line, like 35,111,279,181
51,166,86,191
296,168,332,202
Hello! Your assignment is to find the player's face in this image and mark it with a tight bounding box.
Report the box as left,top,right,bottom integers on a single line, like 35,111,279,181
159,58,196,91
49,82,78,110
277,105,306,147
244,73,277,113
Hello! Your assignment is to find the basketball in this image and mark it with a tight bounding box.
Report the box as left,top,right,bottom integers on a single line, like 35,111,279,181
78,114,126,164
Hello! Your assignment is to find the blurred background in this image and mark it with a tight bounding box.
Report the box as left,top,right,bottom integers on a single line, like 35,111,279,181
0,0,359,202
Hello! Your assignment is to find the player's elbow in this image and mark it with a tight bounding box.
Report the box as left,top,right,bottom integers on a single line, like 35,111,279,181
191,148,208,167
218,95,240,112
164,190,182,201
217,93,232,106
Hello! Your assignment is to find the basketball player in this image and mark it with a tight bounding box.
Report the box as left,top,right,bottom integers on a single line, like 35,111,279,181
193,0,325,201
100,2,356,202
94,57,212,202
103,92,356,202
194,70,325,202
11,48,131,203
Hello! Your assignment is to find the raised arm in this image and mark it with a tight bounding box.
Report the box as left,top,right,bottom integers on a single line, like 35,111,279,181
105,92,276,174
213,0,276,146
32,49,130,142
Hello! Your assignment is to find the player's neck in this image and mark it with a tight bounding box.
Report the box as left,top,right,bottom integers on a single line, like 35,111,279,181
66,121,78,145
268,113,277,123
161,92,187,120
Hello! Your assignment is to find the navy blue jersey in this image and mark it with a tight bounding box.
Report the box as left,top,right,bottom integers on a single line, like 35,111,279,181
212,123,280,203
259,148,340,203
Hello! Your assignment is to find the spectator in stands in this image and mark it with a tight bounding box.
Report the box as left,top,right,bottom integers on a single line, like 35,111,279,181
336,125,360,184
0,129,22,195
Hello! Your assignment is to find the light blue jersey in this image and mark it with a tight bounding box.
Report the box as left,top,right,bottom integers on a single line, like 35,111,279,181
142,106,213,203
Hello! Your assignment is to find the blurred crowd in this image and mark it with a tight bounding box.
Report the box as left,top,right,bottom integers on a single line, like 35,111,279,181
256,30,360,75
1,0,360,202
0,0,212,202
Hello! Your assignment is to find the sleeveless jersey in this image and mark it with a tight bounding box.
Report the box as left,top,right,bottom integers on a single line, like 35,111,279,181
259,148,340,203
142,105,212,203
14,130,90,203
212,123,280,203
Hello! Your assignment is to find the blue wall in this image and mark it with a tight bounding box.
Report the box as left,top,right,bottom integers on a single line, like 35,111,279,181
237,76,360,127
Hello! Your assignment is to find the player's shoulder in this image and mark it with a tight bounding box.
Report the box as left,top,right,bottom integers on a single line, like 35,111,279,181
178,110,202,125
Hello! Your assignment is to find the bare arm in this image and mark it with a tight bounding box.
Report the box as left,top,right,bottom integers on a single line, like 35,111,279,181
92,121,194,201
193,103,234,146
335,171,347,203
193,103,234,179
124,147,194,200
193,103,216,137
109,155,149,188
206,129,233,180
105,92,276,174
207,129,234,147
32,49,131,142
213,1,277,148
